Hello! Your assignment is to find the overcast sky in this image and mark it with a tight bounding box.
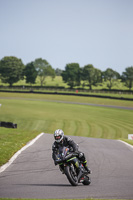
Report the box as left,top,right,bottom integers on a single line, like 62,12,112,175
0,0,133,74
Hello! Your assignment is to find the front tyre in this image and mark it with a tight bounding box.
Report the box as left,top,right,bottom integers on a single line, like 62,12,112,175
64,165,78,186
82,175,91,185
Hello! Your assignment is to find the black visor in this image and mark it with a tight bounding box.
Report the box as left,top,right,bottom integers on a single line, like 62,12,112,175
55,135,61,140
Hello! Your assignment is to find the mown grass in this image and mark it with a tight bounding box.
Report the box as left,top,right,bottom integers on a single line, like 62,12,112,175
0,92,133,166
1,92,133,107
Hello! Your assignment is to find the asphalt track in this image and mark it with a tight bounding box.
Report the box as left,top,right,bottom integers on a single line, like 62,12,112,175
0,133,133,199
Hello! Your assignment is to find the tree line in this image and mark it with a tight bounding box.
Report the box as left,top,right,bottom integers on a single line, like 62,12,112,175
0,56,133,90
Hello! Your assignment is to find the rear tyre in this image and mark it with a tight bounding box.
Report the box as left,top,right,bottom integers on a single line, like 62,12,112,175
65,165,78,186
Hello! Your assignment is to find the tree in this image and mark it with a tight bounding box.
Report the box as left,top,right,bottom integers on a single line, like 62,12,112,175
103,68,120,90
24,62,38,84
0,56,25,86
121,66,133,90
33,58,55,86
55,68,63,76
93,68,102,85
61,63,81,88
46,65,55,80
82,64,101,90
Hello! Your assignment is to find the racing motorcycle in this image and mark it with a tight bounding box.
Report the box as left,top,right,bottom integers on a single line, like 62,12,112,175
56,146,91,186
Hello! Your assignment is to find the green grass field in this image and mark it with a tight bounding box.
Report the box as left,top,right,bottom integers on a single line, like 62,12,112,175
0,92,133,166
1,92,133,107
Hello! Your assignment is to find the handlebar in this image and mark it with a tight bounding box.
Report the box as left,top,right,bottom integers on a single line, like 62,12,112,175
56,152,78,164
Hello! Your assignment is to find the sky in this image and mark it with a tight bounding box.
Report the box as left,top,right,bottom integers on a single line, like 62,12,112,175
0,0,133,74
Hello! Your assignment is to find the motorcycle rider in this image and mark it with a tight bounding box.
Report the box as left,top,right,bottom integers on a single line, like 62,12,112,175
52,129,91,174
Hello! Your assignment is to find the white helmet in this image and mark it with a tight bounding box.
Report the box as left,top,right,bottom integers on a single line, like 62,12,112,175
54,129,64,143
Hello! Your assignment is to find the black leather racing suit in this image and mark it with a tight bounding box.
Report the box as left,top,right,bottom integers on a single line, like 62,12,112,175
52,136,87,165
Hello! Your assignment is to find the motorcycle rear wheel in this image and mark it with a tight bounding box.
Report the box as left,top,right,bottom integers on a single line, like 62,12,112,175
65,165,78,186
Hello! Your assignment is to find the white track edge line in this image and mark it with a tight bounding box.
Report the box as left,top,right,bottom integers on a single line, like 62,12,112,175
118,140,133,149
0,132,44,173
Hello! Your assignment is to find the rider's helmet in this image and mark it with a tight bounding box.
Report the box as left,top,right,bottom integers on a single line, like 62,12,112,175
54,129,64,143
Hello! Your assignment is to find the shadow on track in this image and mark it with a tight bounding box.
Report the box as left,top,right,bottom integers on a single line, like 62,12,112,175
15,183,73,187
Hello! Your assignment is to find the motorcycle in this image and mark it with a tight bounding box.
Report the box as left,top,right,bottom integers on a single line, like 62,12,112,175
55,146,91,186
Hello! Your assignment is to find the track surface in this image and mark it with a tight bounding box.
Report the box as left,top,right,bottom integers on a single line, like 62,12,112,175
0,133,133,199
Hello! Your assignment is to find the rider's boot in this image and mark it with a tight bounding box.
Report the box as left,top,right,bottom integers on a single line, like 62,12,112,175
84,166,91,174
83,161,91,174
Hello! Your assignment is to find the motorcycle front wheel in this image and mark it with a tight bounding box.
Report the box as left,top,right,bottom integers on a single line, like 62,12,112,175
64,165,78,186
82,175,91,185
